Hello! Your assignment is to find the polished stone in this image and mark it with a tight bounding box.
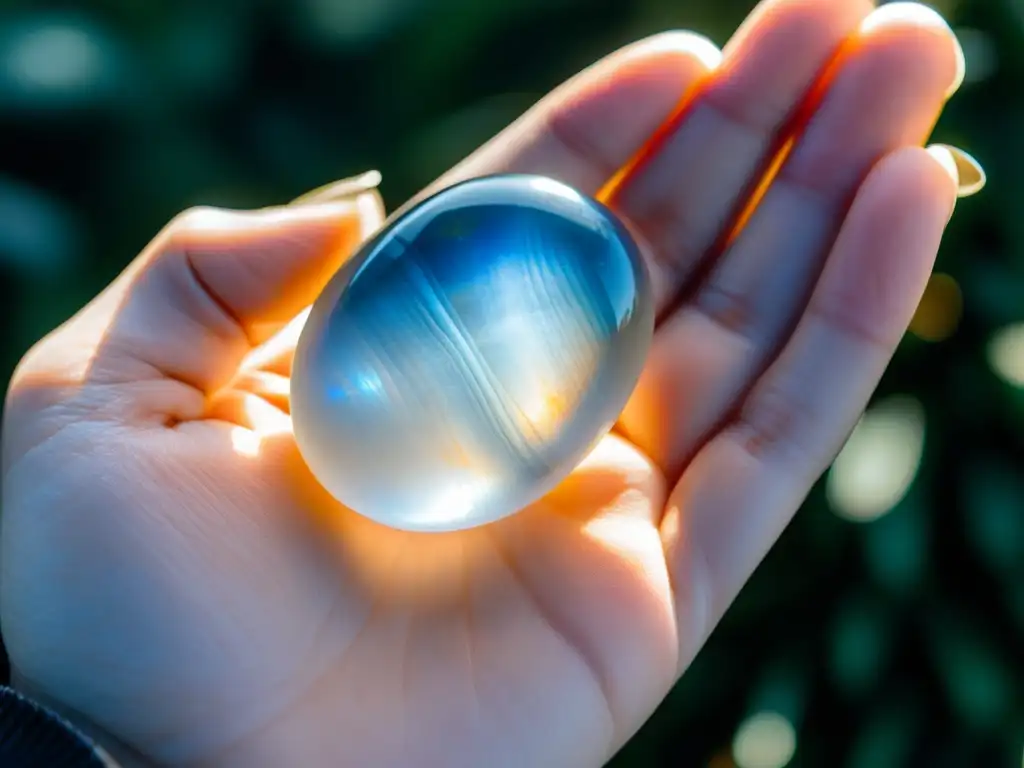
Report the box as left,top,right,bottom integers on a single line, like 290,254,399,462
291,174,653,532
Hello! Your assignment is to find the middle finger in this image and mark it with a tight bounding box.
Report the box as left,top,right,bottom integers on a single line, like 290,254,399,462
604,0,873,313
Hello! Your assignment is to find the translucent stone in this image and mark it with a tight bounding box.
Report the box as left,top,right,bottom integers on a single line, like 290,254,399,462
291,174,653,532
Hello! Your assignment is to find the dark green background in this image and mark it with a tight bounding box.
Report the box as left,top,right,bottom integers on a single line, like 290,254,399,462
0,0,1021,765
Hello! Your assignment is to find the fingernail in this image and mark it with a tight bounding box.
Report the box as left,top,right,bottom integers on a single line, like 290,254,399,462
861,3,965,99
261,188,386,244
289,171,386,237
928,143,986,198
946,146,986,197
289,170,383,205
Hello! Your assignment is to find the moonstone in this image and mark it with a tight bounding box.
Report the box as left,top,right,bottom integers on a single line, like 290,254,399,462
291,174,653,532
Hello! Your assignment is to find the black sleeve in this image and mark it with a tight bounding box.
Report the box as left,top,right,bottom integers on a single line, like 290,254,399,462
0,687,117,767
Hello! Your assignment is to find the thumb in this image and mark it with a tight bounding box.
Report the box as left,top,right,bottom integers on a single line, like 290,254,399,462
9,190,383,432
90,193,384,395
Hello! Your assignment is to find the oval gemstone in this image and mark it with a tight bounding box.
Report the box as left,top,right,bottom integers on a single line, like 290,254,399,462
291,174,653,532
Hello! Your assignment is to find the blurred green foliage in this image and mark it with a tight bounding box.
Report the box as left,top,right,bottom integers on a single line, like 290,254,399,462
0,0,1021,765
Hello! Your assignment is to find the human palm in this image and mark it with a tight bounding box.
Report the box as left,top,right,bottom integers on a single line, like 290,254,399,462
1,1,973,766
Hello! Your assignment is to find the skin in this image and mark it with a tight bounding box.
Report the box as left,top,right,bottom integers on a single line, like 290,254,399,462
0,0,976,766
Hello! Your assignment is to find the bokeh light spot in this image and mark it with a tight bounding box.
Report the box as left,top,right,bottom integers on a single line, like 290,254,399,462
0,175,79,272
987,324,1024,387
957,27,998,85
732,711,796,768
300,0,414,47
4,24,102,93
909,273,962,342
827,396,926,522
708,751,737,768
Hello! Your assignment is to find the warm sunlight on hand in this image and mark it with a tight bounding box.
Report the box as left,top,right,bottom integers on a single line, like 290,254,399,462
1,2,981,766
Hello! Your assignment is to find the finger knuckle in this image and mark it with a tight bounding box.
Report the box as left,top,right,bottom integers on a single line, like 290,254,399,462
734,378,813,466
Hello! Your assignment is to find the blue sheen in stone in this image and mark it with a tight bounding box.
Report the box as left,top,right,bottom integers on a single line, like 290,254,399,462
291,174,653,532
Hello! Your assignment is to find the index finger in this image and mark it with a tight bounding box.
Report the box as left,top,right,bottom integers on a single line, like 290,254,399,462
429,31,722,198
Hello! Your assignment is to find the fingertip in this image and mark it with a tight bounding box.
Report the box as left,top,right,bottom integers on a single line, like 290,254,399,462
818,145,957,340
576,28,724,103
286,173,387,238
861,3,953,33
353,188,388,235
272,189,385,230
858,2,964,98
629,30,724,70
724,0,872,59
210,189,386,253
862,145,959,228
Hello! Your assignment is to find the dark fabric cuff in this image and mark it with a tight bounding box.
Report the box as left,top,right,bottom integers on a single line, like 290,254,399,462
0,686,115,767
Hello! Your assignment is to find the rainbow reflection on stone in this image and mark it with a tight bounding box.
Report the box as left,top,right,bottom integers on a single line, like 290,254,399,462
291,174,653,532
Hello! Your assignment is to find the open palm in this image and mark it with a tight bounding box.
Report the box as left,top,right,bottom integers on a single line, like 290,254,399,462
1,1,970,766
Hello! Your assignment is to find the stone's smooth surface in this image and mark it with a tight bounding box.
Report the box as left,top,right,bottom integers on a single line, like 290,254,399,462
291,174,653,532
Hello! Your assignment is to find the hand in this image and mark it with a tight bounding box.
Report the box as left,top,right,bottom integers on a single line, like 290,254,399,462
1,1,974,766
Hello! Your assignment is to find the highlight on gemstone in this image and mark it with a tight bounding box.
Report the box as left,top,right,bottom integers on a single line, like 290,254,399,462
291,174,654,532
